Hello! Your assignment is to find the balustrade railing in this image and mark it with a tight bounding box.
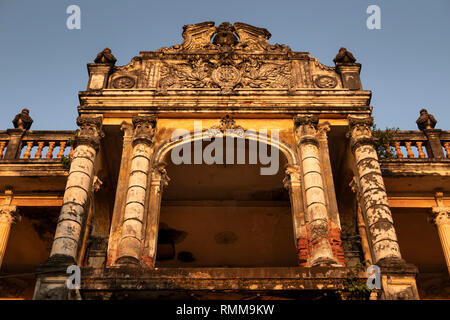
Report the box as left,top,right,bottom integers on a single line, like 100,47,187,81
379,130,450,159
0,130,75,161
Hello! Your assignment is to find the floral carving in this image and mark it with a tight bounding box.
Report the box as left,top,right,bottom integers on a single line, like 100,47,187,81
157,56,293,93
314,75,337,88
112,76,136,89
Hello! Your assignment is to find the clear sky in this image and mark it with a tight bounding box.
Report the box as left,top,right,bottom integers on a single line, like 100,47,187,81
0,0,449,131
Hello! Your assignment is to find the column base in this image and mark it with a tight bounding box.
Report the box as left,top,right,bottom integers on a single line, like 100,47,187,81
115,256,142,266
375,257,420,300
33,255,76,300
41,254,76,268
311,257,338,267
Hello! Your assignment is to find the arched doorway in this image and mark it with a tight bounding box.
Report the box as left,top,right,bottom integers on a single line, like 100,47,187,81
154,136,298,267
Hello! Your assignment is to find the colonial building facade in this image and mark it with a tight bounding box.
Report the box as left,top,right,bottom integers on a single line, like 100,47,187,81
0,22,449,300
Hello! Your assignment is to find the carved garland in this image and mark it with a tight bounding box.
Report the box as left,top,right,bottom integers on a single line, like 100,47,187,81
158,57,294,93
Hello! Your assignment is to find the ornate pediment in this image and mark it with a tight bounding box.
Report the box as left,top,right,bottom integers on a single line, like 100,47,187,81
157,21,290,54
104,22,346,92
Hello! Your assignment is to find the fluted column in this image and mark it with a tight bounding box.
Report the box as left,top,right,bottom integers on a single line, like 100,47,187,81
347,116,402,264
430,192,450,275
49,115,103,264
116,115,157,265
294,116,337,266
142,163,170,268
0,205,19,267
283,165,308,265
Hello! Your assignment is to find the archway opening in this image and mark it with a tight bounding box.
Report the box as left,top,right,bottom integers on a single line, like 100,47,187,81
155,138,298,267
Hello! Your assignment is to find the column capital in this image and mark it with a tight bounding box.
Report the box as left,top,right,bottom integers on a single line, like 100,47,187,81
0,205,19,224
132,115,157,146
294,115,319,128
294,115,319,145
120,121,134,138
430,207,450,226
283,164,301,189
76,115,104,151
317,121,331,140
151,162,170,189
347,116,376,152
348,115,374,132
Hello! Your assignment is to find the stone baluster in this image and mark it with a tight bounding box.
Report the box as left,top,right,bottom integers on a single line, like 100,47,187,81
34,142,44,159
23,141,33,159
115,115,157,265
444,142,450,159
68,145,74,158
405,142,414,158
394,142,403,159
283,164,308,265
142,163,170,268
46,142,56,159
47,115,103,265
0,190,19,267
430,192,450,275
347,116,403,265
416,141,426,158
294,116,337,266
0,141,6,159
57,142,66,159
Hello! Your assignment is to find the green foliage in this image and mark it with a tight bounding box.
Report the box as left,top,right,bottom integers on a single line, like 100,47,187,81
61,155,72,170
372,125,399,159
61,129,79,170
67,129,80,147
341,260,375,300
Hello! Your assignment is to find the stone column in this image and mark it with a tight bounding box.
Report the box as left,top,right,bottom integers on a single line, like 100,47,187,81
294,116,337,266
430,192,450,275
349,177,374,265
106,122,134,266
116,115,157,265
347,116,402,265
0,204,19,267
48,115,103,265
317,122,345,266
283,164,308,266
142,163,170,268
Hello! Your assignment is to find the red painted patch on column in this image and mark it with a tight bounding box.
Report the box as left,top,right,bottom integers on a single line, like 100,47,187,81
329,227,346,266
141,255,154,268
297,237,309,266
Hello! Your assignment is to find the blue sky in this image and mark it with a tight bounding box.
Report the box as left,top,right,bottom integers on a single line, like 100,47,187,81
0,0,449,130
